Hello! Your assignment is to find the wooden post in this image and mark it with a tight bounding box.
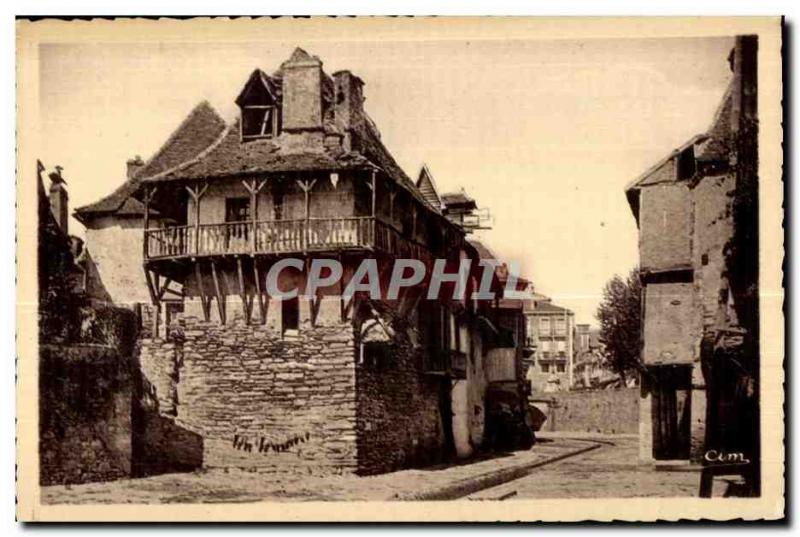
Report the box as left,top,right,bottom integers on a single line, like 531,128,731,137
253,259,266,324
296,178,317,252
144,267,158,306
195,262,210,321
236,256,250,324
242,178,267,253
370,170,377,217
142,186,157,259
210,259,226,325
186,182,208,255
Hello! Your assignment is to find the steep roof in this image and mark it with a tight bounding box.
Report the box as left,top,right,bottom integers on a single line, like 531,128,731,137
416,165,443,211
74,101,226,224
531,300,573,315
235,69,282,106
141,118,375,182
625,77,735,222
695,81,734,162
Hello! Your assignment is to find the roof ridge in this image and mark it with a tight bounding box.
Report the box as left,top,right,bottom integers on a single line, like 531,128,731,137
133,100,222,181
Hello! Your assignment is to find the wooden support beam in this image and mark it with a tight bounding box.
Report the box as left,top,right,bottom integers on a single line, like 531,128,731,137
163,287,183,298
156,277,174,302
143,266,159,307
236,256,250,324
195,262,211,322
252,259,266,324
210,259,226,325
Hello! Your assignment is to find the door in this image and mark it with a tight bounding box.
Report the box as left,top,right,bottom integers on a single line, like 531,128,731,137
652,365,692,460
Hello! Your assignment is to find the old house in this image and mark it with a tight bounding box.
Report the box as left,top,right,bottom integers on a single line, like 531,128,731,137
626,36,759,486
74,103,228,308
467,239,535,451
525,298,575,393
75,47,529,475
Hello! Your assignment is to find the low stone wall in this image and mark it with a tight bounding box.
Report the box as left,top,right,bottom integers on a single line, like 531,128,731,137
39,344,133,485
355,306,446,474
138,314,359,473
533,387,639,435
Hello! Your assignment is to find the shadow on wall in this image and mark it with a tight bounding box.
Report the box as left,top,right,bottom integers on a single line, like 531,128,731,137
131,351,203,477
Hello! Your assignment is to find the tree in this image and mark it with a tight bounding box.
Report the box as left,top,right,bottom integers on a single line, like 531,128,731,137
596,267,642,385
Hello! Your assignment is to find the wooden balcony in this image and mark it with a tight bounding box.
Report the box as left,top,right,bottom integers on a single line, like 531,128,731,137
144,217,433,264
424,349,467,380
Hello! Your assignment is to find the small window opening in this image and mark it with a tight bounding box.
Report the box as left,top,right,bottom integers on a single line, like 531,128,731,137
242,106,278,140
225,197,250,223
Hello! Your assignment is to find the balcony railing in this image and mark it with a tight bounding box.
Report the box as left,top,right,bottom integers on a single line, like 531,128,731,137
144,217,430,262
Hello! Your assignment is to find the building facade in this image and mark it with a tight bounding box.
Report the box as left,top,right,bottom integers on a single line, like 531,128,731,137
75,47,533,475
525,298,575,393
626,37,759,481
572,324,605,389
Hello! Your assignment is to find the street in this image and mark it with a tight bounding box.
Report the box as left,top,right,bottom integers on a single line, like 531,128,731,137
41,435,713,504
469,436,702,499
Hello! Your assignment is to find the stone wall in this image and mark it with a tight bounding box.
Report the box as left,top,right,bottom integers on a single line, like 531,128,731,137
533,387,639,435
39,344,133,485
138,312,359,473
354,303,447,475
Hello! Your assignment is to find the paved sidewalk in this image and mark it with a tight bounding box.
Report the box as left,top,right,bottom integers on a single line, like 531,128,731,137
41,438,594,504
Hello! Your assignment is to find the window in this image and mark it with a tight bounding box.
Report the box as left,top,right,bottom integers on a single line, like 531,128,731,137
541,363,550,373
242,105,278,139
556,340,566,353
226,197,251,223
556,363,566,373
542,340,551,352
539,317,550,335
580,334,590,349
555,317,566,336
363,342,391,369
281,296,299,334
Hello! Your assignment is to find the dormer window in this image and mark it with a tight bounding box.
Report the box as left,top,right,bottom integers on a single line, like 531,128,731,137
242,105,278,139
236,69,282,142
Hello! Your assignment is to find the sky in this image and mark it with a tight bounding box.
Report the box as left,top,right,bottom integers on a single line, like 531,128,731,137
38,34,734,326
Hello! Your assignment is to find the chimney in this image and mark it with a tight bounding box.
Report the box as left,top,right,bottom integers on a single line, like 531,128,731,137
48,166,69,234
127,155,145,178
280,48,323,131
332,70,365,151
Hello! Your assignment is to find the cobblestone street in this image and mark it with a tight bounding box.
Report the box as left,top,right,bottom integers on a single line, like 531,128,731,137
40,435,709,504
469,435,702,499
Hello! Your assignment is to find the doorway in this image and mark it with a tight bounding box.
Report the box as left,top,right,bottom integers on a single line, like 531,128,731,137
651,365,692,460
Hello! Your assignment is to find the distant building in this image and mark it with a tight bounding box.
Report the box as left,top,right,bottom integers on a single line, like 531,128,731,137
525,298,575,393
572,324,617,389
